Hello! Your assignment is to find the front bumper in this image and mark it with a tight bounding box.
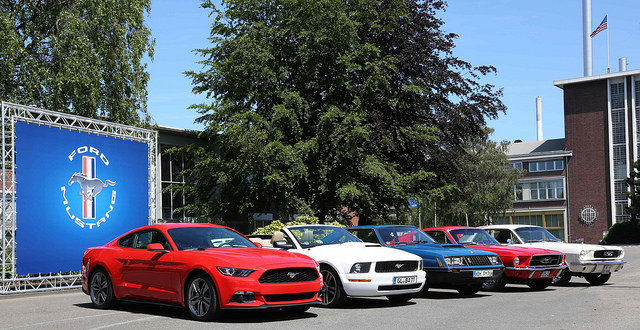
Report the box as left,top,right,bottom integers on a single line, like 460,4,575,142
504,265,566,281
341,271,426,297
426,266,504,286
568,260,626,274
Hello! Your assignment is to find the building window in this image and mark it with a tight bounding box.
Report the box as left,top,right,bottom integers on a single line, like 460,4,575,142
495,213,565,241
511,162,523,171
160,146,194,220
611,82,628,221
528,159,563,172
528,180,564,200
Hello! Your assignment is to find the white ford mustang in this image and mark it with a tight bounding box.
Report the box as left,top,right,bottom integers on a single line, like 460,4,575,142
481,224,626,285
271,224,426,307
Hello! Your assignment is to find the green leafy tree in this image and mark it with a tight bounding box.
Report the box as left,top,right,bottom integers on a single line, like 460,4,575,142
184,0,505,224
0,0,154,125
625,160,640,224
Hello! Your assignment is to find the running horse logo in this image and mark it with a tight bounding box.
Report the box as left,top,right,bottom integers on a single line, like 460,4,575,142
68,172,116,200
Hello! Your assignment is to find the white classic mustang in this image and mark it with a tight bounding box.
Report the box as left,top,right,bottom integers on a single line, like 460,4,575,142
481,224,626,285
271,224,426,307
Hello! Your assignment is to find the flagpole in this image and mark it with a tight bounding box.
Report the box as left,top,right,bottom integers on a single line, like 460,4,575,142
607,13,610,73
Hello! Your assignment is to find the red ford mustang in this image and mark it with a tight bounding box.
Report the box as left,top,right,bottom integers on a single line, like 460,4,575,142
424,226,566,291
81,223,323,321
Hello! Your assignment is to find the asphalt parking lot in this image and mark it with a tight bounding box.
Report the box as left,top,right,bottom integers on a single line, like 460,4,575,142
1,244,638,330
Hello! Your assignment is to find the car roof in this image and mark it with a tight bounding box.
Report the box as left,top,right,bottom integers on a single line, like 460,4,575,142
346,225,417,229
424,226,477,231
480,224,540,229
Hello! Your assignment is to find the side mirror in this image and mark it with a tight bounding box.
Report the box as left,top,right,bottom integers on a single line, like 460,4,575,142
147,243,169,252
273,240,293,249
506,239,512,245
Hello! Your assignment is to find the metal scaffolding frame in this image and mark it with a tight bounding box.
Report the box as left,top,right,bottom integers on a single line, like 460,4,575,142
1,101,157,294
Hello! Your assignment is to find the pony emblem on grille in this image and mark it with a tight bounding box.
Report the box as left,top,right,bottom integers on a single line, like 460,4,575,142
287,272,299,278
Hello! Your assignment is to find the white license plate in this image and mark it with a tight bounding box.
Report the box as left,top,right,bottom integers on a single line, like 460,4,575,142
602,265,611,274
393,276,417,285
473,270,493,278
541,270,551,278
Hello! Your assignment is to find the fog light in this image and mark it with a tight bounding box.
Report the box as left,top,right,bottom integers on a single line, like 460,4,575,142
230,291,256,303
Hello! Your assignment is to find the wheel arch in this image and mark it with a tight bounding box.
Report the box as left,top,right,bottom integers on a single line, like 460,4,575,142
183,268,219,307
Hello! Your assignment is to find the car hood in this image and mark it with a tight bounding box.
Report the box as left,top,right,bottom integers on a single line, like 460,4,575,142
298,242,422,262
517,242,623,255
467,244,563,256
391,243,497,258
185,247,317,268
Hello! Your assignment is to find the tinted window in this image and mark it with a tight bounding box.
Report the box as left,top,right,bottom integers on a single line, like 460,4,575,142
349,229,379,244
168,226,255,250
425,231,451,244
118,233,135,248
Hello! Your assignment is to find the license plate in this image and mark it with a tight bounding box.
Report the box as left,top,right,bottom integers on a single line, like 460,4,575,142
541,270,550,278
473,270,493,278
602,265,611,274
393,276,417,285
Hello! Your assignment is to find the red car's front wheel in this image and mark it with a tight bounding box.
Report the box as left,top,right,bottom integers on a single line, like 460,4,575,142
186,274,221,321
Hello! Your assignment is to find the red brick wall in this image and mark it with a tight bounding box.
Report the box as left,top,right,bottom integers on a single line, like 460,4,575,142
563,80,611,243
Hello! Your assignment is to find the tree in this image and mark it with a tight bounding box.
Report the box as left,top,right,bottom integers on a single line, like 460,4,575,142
447,133,521,226
184,0,505,224
625,161,640,224
0,0,154,125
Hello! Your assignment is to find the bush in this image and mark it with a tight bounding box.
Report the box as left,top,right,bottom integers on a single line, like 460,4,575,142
603,221,640,244
251,216,344,235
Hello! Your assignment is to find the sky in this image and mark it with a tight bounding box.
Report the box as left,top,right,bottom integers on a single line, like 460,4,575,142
145,0,640,143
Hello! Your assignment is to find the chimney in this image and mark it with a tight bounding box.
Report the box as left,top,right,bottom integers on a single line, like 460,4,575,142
619,58,628,72
536,96,543,141
583,0,593,76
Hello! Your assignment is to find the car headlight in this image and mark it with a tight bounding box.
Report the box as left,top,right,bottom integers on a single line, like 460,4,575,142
488,256,501,265
350,262,372,273
579,250,590,260
444,257,464,266
513,256,520,266
217,267,254,277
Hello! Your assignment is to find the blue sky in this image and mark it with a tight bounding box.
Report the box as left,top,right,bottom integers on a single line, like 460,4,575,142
146,0,640,143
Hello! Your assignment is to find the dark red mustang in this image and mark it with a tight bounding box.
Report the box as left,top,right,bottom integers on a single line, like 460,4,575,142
81,223,323,321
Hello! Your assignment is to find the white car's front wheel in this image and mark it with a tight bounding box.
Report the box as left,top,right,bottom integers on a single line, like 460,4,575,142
320,267,346,307
584,273,611,285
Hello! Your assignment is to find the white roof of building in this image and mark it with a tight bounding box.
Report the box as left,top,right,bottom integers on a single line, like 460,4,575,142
506,138,572,161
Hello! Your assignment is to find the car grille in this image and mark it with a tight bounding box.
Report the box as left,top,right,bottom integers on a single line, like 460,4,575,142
462,255,494,266
530,255,564,267
375,261,419,273
263,292,317,302
594,250,621,258
258,268,319,283
378,283,422,291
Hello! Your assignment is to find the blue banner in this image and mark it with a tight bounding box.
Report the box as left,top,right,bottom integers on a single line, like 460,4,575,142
15,122,149,274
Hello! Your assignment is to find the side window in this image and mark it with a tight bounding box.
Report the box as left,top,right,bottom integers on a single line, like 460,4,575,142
135,230,153,249
490,229,513,244
118,233,135,248
425,231,450,244
349,229,379,244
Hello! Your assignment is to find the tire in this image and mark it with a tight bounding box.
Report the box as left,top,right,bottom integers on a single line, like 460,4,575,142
527,278,553,290
552,269,572,286
186,274,221,321
584,273,611,285
320,267,346,308
482,273,507,291
386,293,413,303
89,269,117,309
456,284,481,296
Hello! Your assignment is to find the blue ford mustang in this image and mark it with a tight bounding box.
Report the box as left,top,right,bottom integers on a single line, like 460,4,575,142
346,225,504,295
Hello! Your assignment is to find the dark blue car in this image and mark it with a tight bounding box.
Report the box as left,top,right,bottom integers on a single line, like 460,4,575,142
346,225,504,295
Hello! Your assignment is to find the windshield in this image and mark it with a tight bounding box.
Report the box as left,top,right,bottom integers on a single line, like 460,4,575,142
449,228,500,245
288,226,362,248
168,227,256,250
377,226,436,246
514,227,561,243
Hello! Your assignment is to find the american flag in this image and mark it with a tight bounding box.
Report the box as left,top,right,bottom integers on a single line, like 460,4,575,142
590,15,608,38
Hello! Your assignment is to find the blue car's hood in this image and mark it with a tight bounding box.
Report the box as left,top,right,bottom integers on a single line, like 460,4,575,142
390,243,497,258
